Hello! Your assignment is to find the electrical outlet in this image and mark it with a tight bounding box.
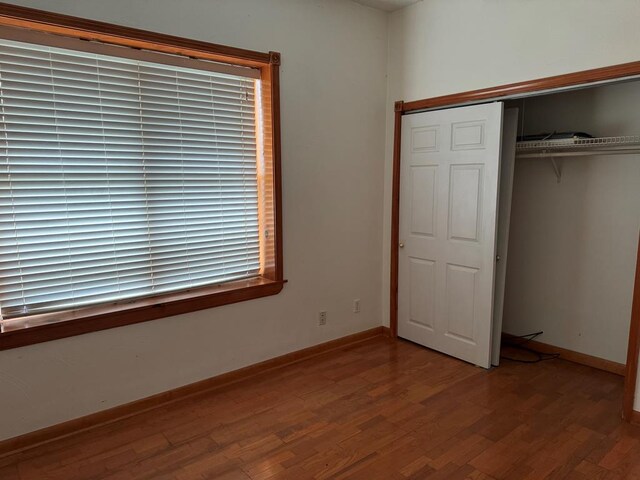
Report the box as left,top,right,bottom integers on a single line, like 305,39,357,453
353,299,361,313
318,311,327,326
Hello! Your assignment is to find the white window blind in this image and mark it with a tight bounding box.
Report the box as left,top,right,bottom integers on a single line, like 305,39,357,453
0,37,261,322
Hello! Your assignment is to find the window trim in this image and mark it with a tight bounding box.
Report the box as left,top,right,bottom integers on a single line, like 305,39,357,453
0,2,284,350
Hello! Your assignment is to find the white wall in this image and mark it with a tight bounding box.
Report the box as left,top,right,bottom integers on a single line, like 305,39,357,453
502,82,640,365
384,0,640,406
0,0,389,441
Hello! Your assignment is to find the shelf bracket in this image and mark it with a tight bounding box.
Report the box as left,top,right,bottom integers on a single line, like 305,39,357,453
550,156,562,183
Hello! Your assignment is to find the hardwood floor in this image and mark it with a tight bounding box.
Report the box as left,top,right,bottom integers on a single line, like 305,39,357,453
1,336,639,479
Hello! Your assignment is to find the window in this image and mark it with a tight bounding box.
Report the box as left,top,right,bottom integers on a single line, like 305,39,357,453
0,6,283,349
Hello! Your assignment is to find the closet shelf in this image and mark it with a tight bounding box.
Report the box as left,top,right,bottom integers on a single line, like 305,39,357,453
515,135,640,183
516,135,640,158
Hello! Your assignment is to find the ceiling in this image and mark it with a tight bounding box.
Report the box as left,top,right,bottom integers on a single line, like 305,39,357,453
351,0,422,12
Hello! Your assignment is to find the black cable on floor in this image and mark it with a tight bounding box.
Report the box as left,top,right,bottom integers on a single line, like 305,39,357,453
501,331,561,364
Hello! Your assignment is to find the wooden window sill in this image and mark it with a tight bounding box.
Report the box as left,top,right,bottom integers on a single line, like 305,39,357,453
0,277,286,350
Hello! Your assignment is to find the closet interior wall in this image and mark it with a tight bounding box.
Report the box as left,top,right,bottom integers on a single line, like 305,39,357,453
503,81,640,365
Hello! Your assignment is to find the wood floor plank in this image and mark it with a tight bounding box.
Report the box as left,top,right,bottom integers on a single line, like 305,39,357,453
3,337,640,480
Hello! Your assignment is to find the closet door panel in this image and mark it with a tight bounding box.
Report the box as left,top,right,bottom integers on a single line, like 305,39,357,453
444,263,479,343
448,164,483,242
491,108,519,366
410,165,437,237
408,257,436,331
398,120,444,350
398,102,503,368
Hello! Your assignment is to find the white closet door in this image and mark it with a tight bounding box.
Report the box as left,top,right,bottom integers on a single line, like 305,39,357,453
491,108,519,366
398,102,504,368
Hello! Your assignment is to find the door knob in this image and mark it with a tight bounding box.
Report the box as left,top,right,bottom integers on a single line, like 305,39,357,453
399,243,404,248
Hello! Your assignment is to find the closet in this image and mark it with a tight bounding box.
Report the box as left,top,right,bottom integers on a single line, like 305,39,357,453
499,81,640,369
396,79,640,373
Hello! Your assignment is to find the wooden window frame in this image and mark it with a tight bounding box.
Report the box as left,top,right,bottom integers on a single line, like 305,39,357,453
0,3,284,350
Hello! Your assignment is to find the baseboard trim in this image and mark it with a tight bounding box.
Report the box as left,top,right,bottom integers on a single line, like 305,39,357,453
629,409,640,425
502,333,626,376
0,326,387,460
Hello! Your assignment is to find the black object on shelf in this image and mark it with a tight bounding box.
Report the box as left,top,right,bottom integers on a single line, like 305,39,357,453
517,131,593,142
